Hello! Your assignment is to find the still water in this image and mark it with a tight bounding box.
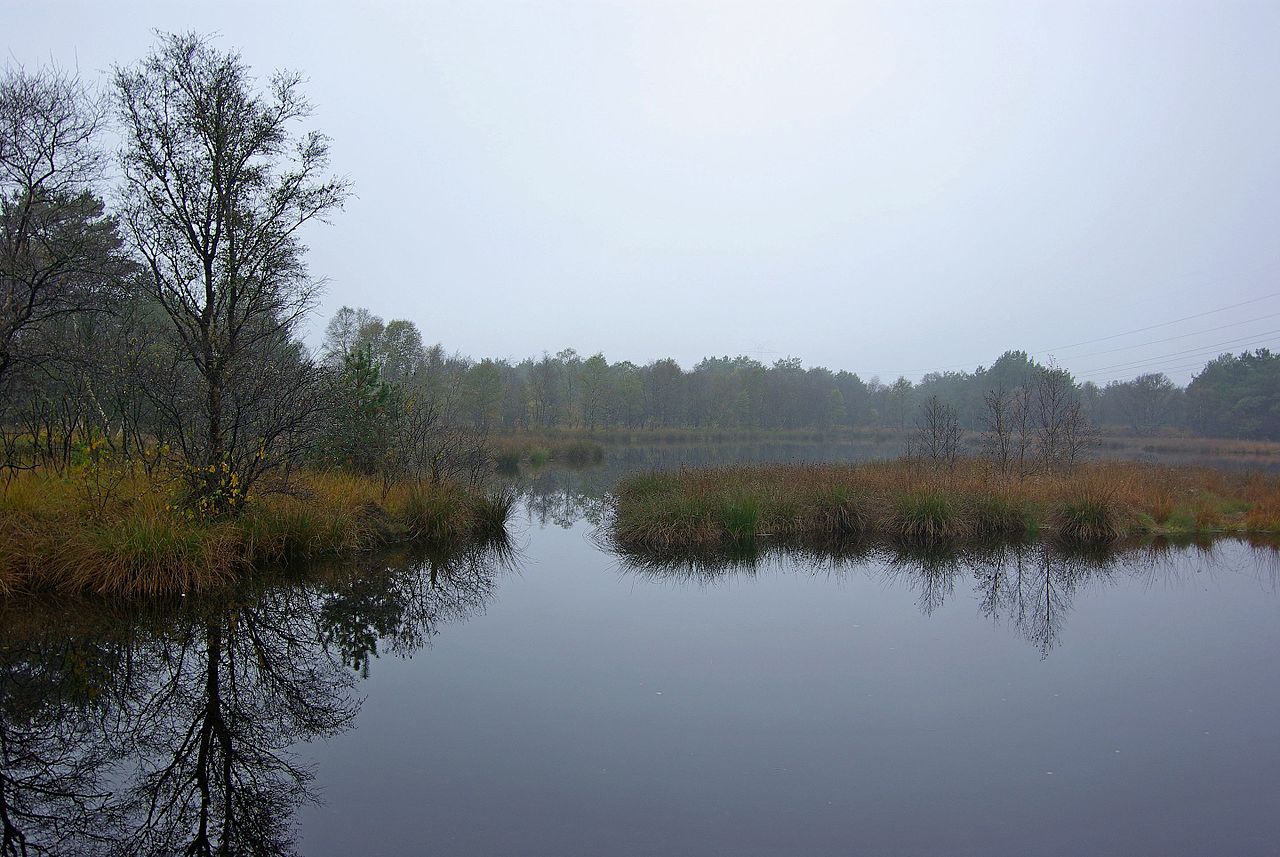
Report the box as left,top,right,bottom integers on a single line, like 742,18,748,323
2,446,1279,855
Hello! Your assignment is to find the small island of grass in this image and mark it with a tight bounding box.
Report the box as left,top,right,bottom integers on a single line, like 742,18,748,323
607,459,1280,552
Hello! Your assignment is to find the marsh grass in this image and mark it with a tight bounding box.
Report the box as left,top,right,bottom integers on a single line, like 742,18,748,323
0,468,514,597
719,496,761,544
609,459,1280,552
970,493,1038,540
890,490,969,544
1051,490,1126,545
489,435,604,469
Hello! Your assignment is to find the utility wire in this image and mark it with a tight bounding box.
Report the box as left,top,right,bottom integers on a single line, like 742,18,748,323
863,290,1279,379
1074,330,1280,375
1076,357,1260,382
1067,311,1280,360
1078,342,1276,377
1047,292,1279,351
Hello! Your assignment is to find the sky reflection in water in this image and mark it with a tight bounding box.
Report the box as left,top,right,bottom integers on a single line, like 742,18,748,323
2,454,1278,855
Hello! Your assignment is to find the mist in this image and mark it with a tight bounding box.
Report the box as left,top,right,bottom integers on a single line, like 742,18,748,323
8,1,1279,383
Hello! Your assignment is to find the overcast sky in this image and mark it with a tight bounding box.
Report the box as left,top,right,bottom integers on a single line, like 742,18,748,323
9,1,1280,383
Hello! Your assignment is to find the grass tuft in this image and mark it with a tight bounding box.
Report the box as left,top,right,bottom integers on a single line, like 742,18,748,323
1052,491,1125,545
970,493,1038,539
890,491,968,544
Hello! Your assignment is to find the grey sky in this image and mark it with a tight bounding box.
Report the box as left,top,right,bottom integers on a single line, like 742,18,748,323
9,1,1279,384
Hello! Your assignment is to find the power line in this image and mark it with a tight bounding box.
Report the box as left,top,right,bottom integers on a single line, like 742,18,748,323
858,292,1280,379
1076,357,1255,382
1067,311,1280,360
860,295,1280,378
1047,292,1279,351
1074,330,1280,375
1078,340,1277,377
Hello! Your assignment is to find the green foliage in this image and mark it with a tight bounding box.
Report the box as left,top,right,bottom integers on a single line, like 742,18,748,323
323,346,400,474
1187,350,1280,440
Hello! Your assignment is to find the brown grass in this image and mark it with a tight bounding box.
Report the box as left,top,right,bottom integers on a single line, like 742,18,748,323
609,459,1280,552
0,468,513,598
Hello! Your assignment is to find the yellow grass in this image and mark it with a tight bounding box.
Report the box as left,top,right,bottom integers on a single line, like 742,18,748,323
0,468,512,598
609,459,1280,552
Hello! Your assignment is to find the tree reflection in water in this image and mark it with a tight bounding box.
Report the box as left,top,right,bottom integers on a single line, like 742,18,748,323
0,604,134,855
612,538,1243,658
0,538,511,855
514,468,612,530
318,541,515,677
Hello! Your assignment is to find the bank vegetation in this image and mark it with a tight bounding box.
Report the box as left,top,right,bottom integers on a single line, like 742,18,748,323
609,459,1280,552
0,36,511,597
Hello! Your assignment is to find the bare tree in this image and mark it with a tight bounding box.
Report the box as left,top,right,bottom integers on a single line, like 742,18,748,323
0,64,124,392
114,33,348,513
912,395,962,468
1061,396,1095,467
1033,367,1091,471
982,388,1014,474
393,351,490,488
1011,384,1034,476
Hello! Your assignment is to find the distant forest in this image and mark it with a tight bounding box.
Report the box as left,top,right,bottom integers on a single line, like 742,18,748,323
324,306,1280,440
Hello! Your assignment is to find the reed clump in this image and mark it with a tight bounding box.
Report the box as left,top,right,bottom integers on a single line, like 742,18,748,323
609,459,1280,552
489,435,605,469
969,492,1038,539
890,490,969,544
0,468,514,597
1051,490,1126,545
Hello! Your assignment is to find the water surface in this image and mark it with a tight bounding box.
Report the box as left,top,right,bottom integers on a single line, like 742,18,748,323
295,513,1280,857
2,445,1279,855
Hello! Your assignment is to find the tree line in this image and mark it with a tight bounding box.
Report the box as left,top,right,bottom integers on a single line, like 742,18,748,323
321,308,1280,441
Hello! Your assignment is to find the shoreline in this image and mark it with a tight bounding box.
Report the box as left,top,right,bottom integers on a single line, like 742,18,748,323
0,469,513,598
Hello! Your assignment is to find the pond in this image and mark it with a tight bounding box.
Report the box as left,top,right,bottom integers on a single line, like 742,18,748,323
2,445,1279,855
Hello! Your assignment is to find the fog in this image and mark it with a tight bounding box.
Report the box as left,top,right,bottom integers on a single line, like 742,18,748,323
9,1,1279,383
